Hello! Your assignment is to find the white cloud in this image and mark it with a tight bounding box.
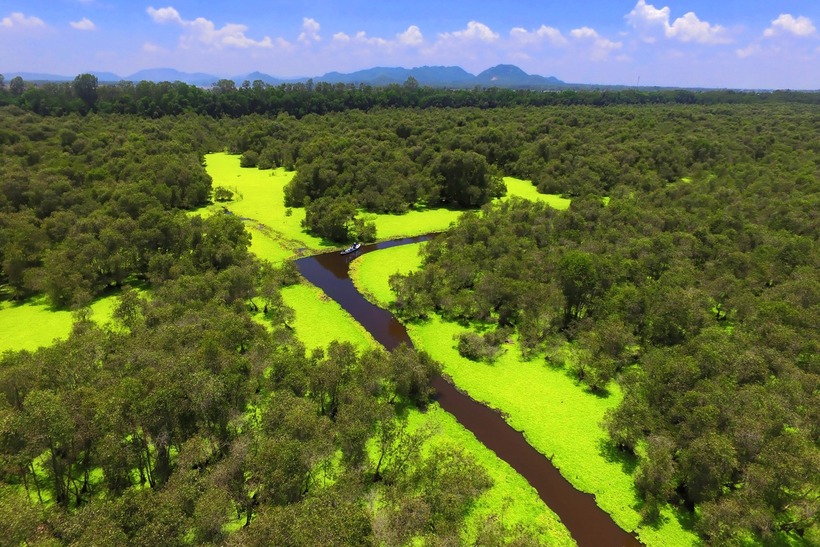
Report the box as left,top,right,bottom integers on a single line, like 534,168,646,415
1,12,46,28
147,6,183,24
764,14,816,38
510,25,567,47
397,25,423,47
298,17,321,44
570,26,622,59
626,0,730,44
736,43,760,59
332,32,350,43
143,42,163,53
439,21,499,43
146,6,274,49
70,17,96,31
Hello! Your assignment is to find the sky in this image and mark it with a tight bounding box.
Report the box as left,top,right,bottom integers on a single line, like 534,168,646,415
1,0,818,89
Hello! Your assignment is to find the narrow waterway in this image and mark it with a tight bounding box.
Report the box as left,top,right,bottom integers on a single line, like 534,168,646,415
296,239,641,547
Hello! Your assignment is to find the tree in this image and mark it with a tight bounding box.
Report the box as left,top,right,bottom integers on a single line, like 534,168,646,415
431,149,505,208
302,196,357,242
73,73,99,111
9,76,23,96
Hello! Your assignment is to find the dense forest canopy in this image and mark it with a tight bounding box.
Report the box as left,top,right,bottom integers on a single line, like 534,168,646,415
0,78,817,545
389,107,819,542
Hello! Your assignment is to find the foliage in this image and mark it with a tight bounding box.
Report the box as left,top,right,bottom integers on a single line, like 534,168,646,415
389,101,819,543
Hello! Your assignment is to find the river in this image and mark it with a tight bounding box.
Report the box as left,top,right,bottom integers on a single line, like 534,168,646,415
296,238,641,547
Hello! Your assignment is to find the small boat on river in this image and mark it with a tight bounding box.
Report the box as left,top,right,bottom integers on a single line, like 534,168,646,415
340,242,362,255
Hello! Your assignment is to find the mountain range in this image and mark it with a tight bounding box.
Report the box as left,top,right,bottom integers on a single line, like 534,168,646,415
3,64,565,89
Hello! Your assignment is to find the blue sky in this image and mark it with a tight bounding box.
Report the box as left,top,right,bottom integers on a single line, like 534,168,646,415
1,0,818,88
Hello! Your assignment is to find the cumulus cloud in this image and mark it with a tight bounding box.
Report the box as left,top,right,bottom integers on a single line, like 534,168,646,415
331,25,423,53
764,14,816,38
736,44,760,59
510,25,567,47
298,17,321,44
70,17,96,31
570,26,622,59
146,6,274,49
439,21,499,43
143,42,164,53
397,25,423,47
626,0,730,44
1,12,46,28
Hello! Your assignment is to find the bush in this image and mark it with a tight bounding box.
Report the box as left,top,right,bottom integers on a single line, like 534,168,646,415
240,150,258,168
456,331,502,362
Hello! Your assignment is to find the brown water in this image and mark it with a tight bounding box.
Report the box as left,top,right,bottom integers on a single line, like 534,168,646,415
296,239,641,547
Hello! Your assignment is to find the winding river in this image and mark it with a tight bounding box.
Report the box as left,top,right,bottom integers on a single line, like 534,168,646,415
296,238,640,547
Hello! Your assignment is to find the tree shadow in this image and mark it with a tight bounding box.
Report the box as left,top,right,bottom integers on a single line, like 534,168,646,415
598,438,638,475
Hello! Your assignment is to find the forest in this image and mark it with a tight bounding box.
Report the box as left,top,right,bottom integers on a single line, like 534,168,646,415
0,77,817,545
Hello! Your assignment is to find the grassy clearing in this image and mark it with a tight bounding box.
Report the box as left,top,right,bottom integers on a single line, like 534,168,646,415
405,404,574,546
280,283,376,353
501,177,571,210
0,294,120,354
350,248,698,547
349,243,426,307
203,153,328,262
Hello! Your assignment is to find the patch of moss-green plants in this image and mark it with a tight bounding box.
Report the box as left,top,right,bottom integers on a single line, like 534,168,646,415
0,294,120,354
280,283,376,353
203,154,570,262
500,177,571,210
203,153,328,262
349,243,426,307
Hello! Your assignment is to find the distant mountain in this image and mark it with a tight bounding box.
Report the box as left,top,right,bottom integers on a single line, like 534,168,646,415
475,64,563,88
315,64,562,88
4,64,565,89
236,71,283,85
125,68,220,86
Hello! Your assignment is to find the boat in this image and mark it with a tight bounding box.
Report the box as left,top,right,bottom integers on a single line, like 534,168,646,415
340,242,362,255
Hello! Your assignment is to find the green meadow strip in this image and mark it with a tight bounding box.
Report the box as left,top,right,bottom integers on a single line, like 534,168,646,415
280,283,376,353
0,294,121,354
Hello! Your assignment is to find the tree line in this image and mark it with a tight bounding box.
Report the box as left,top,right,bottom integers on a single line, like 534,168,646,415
0,72,817,119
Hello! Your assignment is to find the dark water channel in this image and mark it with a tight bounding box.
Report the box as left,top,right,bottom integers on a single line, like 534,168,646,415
296,239,640,547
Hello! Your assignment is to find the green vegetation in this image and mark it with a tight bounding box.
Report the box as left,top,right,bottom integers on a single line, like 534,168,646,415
0,293,119,353
405,405,574,546
284,255,573,546
387,126,818,544
409,317,695,546
1,85,817,545
281,283,375,352
350,243,425,306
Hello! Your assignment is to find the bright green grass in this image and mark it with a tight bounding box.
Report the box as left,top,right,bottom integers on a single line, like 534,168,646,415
359,209,463,240
350,248,698,547
349,243,425,307
203,153,328,262
280,283,376,353
0,294,120,354
405,404,574,546
501,177,571,210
